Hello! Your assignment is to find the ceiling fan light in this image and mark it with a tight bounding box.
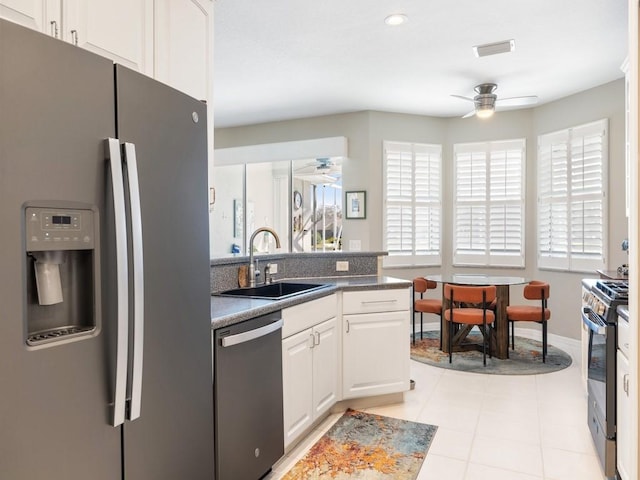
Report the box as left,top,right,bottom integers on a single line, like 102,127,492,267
475,105,495,118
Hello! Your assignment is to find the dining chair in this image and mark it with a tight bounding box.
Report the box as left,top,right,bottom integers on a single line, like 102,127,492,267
443,284,496,366
505,280,551,362
412,277,442,346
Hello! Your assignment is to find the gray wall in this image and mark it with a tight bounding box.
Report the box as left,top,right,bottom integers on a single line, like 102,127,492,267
214,79,626,340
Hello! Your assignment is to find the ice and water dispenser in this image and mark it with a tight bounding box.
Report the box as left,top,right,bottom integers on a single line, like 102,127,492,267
24,203,100,347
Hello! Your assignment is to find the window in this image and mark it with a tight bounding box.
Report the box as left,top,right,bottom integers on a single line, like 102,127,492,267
383,141,442,267
537,119,608,272
453,139,526,267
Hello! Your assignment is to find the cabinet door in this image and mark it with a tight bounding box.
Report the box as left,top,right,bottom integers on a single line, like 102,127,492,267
342,310,410,399
312,317,339,418
153,0,212,102
62,0,153,74
617,350,631,480
0,0,59,33
282,328,314,449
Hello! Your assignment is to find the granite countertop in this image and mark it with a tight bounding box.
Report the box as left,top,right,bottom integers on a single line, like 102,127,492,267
211,275,411,330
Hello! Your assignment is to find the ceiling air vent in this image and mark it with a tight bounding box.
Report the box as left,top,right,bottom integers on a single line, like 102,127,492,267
473,39,515,58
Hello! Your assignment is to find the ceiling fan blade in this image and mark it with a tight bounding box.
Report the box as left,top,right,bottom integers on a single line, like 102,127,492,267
451,94,475,102
495,95,539,107
294,164,318,174
462,110,476,118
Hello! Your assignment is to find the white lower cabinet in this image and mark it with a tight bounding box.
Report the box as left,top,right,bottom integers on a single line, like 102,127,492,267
617,349,631,480
281,287,411,448
342,289,410,399
282,295,338,449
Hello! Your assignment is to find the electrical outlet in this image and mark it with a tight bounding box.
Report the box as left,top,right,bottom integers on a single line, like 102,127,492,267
269,263,278,274
336,261,349,272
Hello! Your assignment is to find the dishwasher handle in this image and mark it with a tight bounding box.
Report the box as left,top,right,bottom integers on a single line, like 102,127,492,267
220,319,283,347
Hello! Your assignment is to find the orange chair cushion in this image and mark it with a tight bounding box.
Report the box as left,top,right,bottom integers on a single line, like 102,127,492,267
415,298,442,314
444,308,495,325
506,305,550,322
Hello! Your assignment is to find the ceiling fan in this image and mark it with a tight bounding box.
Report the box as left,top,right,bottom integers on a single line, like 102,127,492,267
452,83,538,119
294,157,341,175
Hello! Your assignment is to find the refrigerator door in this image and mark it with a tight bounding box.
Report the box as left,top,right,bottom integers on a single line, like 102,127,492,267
114,65,214,480
0,20,121,479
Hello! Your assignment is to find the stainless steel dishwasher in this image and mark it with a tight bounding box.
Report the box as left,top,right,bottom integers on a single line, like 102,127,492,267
214,311,284,480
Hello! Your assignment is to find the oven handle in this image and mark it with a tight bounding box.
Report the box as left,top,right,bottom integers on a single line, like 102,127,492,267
581,307,607,335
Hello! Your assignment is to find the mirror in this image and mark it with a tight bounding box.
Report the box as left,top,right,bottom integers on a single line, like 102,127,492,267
292,158,342,252
211,164,244,256
246,160,291,253
212,158,343,256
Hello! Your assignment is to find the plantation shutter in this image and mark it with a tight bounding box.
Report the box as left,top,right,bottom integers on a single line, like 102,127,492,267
453,139,525,267
537,119,607,272
383,141,442,267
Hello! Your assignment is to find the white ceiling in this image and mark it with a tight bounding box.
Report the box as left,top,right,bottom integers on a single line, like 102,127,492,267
213,0,628,128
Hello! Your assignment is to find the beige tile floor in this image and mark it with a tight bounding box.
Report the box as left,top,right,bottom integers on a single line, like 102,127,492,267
268,342,607,480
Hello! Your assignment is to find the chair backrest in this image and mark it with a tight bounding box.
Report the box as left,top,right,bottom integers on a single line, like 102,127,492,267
413,278,437,294
523,281,550,301
444,284,496,305
413,277,427,294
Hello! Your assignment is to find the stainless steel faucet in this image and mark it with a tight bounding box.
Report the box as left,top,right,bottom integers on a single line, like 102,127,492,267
248,227,281,287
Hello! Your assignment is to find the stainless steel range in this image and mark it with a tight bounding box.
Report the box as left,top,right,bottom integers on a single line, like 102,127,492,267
582,279,629,479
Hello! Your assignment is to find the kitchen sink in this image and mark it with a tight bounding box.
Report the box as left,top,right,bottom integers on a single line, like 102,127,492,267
217,282,329,300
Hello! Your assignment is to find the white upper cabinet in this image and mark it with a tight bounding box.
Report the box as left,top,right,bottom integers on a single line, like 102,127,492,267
154,0,213,102
0,0,59,34
0,0,214,98
61,0,153,75
0,0,153,74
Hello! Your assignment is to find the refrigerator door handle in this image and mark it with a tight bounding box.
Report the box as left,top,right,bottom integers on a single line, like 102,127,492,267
124,142,145,421
105,138,129,427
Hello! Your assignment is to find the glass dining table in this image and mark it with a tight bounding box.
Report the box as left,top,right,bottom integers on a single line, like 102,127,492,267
425,274,528,360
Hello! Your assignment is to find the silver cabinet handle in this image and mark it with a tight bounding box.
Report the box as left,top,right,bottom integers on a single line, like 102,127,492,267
105,138,129,427
346,319,350,333
70,29,78,45
624,374,630,395
124,143,144,421
309,332,315,348
361,299,398,305
50,20,58,38
221,319,283,347
314,331,321,346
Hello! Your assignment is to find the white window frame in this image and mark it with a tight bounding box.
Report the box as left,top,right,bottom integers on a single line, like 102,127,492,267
537,119,608,272
453,138,526,268
382,141,442,267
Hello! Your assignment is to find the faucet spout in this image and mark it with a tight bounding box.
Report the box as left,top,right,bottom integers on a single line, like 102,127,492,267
248,227,281,287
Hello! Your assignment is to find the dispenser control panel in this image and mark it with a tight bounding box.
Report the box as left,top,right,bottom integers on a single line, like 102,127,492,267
25,207,95,251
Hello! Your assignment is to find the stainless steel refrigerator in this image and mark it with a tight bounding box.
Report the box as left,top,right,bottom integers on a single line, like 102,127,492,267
0,19,214,479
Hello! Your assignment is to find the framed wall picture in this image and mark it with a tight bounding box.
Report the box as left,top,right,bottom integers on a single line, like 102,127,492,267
345,191,366,219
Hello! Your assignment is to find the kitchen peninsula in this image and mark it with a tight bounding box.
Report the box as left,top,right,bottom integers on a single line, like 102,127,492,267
210,251,412,458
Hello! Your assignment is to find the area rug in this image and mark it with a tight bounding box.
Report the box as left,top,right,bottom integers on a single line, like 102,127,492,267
281,409,437,479
410,330,572,375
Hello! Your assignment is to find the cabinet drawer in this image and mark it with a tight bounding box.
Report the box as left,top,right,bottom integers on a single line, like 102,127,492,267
282,294,337,338
343,288,409,315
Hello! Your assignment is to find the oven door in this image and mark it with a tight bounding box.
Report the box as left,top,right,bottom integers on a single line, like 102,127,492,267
582,307,616,439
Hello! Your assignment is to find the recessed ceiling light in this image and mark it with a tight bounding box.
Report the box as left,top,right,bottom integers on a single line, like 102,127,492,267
384,14,408,26
473,39,515,58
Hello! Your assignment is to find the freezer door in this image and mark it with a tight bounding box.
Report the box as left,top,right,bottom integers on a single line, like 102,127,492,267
114,65,214,480
0,20,121,479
